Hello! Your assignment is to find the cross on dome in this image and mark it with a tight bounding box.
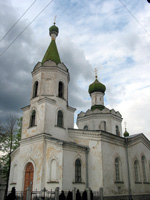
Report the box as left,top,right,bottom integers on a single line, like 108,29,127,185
95,68,98,79
54,16,57,25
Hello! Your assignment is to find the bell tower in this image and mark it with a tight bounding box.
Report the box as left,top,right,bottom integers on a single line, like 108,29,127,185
21,22,76,141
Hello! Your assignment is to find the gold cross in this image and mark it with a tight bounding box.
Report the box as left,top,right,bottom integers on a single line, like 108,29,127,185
54,16,57,25
95,68,98,79
124,121,127,129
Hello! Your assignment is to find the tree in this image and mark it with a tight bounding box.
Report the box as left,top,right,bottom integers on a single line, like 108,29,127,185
0,116,22,199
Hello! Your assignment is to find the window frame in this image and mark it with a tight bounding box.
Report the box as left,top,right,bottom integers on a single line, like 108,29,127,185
30,110,36,127
75,159,82,183
142,156,147,182
33,81,38,98
115,157,120,182
58,81,64,98
57,110,63,128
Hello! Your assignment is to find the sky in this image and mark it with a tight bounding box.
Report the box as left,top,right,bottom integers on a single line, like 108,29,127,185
0,0,150,138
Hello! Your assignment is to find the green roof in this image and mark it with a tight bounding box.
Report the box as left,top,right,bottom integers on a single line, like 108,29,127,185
89,79,106,94
42,39,61,65
91,105,105,111
124,130,129,137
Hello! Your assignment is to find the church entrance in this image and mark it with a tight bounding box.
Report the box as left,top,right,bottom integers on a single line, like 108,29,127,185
24,162,34,198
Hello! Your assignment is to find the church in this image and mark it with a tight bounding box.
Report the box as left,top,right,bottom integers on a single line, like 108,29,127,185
8,22,150,199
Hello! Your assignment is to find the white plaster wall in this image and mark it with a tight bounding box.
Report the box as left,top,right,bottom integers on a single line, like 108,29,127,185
45,141,63,190
101,140,128,196
71,135,103,191
22,101,46,139
9,138,46,192
62,148,86,191
78,114,122,136
128,141,150,195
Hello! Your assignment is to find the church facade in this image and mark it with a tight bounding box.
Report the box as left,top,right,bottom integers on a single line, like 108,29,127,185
8,23,150,199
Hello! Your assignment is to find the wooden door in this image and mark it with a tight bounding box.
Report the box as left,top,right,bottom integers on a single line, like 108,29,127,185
24,162,34,195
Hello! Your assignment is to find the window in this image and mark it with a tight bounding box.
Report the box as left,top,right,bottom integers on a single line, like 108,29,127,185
83,125,88,130
116,126,120,136
75,159,81,182
58,82,64,98
12,164,17,183
115,158,120,181
100,121,106,131
134,160,139,182
57,110,63,127
50,159,57,181
30,110,36,127
142,156,147,182
33,81,38,98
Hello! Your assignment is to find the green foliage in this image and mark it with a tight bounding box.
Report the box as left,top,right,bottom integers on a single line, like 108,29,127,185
0,117,22,181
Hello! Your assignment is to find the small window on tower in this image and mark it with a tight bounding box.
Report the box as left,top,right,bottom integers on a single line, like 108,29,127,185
30,110,36,127
57,110,63,127
58,82,64,98
116,125,120,136
83,125,88,130
33,81,38,98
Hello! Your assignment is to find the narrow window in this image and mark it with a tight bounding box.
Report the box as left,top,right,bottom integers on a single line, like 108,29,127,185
83,125,88,130
75,159,81,182
50,159,57,181
12,164,17,183
142,156,147,182
30,110,36,127
116,125,120,136
58,82,64,98
115,158,120,181
33,81,38,98
134,161,139,182
99,121,106,131
57,110,63,127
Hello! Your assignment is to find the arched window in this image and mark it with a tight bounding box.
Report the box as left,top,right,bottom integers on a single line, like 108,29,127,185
57,110,63,127
33,81,38,98
115,158,120,181
142,156,147,182
116,125,120,136
100,121,106,131
50,159,57,181
58,82,64,98
30,110,36,127
75,159,81,182
83,125,88,130
12,164,17,183
134,160,139,182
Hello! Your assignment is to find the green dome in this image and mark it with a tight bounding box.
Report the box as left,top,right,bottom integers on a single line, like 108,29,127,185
49,24,59,35
124,129,129,137
89,79,106,94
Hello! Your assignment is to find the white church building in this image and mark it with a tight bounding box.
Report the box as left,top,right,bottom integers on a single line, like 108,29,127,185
8,23,150,199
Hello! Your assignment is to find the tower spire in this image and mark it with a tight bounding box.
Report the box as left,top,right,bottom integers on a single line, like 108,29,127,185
42,21,61,65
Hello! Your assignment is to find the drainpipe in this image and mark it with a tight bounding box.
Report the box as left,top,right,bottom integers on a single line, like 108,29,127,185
86,148,89,188
125,138,132,200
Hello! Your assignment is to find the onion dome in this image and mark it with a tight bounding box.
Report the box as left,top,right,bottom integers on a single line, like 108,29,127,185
124,128,129,137
89,79,106,95
49,23,59,36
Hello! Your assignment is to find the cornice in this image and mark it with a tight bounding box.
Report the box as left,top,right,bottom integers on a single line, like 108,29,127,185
21,105,30,111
